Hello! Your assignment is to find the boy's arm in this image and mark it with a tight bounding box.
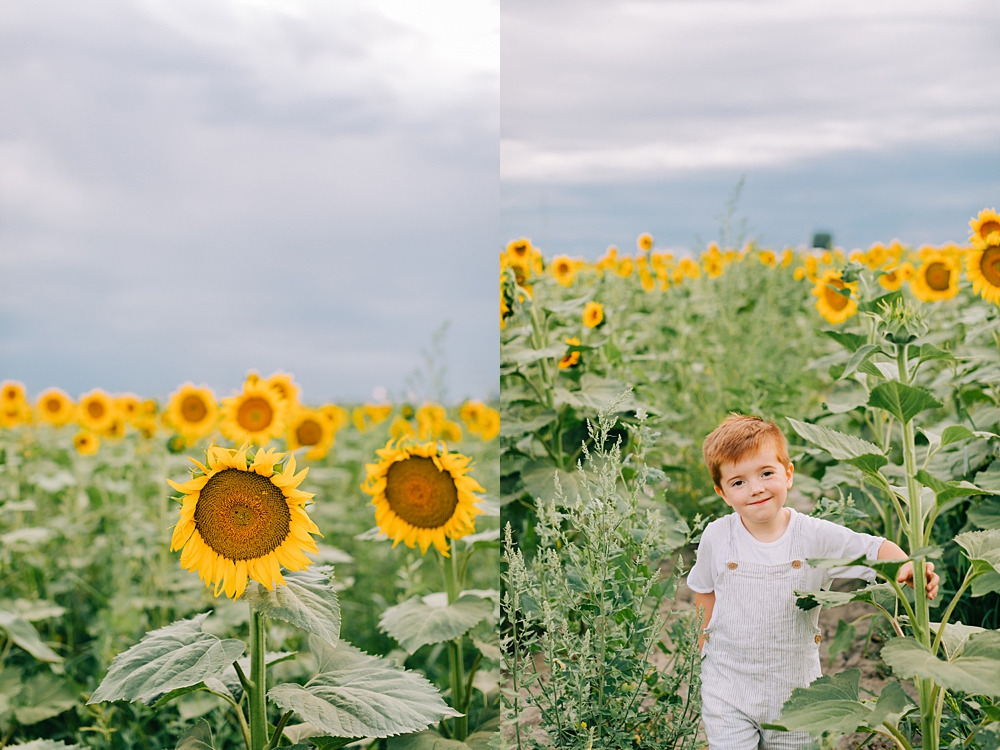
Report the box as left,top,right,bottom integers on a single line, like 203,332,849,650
695,591,715,650
878,539,940,600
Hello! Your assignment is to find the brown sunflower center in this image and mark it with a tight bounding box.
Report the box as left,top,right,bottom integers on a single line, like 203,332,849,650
981,247,1000,287
194,469,291,561
925,262,951,291
237,397,273,432
825,280,850,311
980,220,1000,238
181,394,208,422
88,401,105,419
296,419,323,446
1,389,16,401
45,398,61,413
385,456,459,529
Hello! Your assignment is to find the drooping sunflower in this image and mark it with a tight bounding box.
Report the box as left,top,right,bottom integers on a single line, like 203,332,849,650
965,242,1000,305
286,408,336,461
166,383,219,444
168,444,320,599
637,233,654,252
909,248,961,302
970,208,1000,247
77,389,117,433
36,388,75,426
551,255,577,287
583,301,604,329
811,269,858,325
219,380,286,445
73,431,100,455
361,440,485,556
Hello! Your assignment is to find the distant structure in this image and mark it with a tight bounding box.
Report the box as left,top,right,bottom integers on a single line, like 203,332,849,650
812,231,833,250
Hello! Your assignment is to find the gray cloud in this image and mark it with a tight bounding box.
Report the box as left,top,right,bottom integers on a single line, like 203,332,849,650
0,0,498,402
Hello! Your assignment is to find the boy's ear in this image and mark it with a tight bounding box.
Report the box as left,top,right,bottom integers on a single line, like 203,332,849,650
786,462,795,488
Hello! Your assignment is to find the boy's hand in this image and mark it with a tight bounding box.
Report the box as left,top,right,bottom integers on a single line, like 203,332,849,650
896,561,939,600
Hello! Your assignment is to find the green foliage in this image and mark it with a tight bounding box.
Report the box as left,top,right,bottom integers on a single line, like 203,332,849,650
379,594,493,654
242,567,342,646
501,401,702,749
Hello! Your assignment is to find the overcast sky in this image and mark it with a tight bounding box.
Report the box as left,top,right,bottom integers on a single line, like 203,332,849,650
502,0,1000,256
1,0,498,403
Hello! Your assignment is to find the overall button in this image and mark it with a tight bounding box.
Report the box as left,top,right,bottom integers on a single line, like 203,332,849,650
814,634,822,644
791,560,802,569
727,562,738,570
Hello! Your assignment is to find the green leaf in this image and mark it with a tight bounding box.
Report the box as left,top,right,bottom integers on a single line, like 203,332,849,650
7,742,82,750
243,567,341,646
388,730,470,750
866,682,913,730
500,344,566,368
828,620,856,664
175,720,215,750
0,612,62,663
88,613,246,705
380,594,493,653
795,583,896,613
858,290,903,314
786,418,884,461
541,294,591,316
821,330,867,352
941,425,976,447
973,571,1000,597
918,343,957,364
969,498,1000,530
881,632,1000,697
915,470,994,506
309,739,356,750
499,410,557,439
13,674,77,725
765,669,870,735
267,642,461,739
955,529,1000,576
867,382,942,424
281,723,353,746
929,621,985,660
840,344,881,380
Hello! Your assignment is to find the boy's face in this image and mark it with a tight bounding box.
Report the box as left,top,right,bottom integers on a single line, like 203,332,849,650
714,443,794,525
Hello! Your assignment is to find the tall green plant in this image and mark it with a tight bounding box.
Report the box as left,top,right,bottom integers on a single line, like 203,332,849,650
501,398,703,750
766,296,1000,749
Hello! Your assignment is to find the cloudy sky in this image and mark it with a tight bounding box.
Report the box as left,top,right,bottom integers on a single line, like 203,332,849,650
502,0,1000,256
1,0,498,403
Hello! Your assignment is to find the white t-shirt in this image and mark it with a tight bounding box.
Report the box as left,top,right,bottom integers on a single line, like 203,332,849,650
686,508,885,594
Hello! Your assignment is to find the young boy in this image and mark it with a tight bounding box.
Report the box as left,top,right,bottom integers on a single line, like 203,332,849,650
687,415,939,750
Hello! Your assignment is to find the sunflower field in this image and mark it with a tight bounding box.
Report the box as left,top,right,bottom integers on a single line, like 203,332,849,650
0,373,500,750
500,210,1000,748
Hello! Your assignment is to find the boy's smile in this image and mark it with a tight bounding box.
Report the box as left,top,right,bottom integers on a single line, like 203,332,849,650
715,443,794,541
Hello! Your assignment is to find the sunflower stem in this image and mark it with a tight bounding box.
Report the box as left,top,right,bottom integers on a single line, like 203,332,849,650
249,608,268,750
446,541,468,741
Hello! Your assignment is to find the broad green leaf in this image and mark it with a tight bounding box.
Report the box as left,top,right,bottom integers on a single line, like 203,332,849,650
175,719,215,750
243,567,341,646
828,620,856,664
955,529,1000,577
844,453,889,480
13,674,77,725
281,723,352,745
858,290,903,315
520,465,579,504
499,411,557,439
866,682,913,730
867,382,942,424
380,594,493,653
388,731,470,750
218,651,297,701
310,739,356,750
929,621,985,660
941,425,975,446
786,418,884,461
795,583,896,613
88,613,245,704
765,669,870,734
881,632,1000,697
916,471,995,506
0,612,62,662
974,571,1000,597
840,344,880,380
500,344,566,368
8,742,82,750
463,529,501,550
267,642,461,738
918,343,957,364
541,295,591,316
821,330,867,352
969,497,1000,530
976,463,1000,493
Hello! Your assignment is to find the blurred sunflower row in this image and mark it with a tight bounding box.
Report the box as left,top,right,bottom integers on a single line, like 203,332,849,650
0,370,499,457
500,208,1000,328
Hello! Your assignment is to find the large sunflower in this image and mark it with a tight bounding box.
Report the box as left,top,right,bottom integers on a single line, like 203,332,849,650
361,440,484,556
909,248,961,302
286,408,336,461
78,389,117,433
220,380,286,444
965,242,1000,305
168,444,320,599
36,388,75,426
970,208,1000,247
811,269,858,325
167,383,219,444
